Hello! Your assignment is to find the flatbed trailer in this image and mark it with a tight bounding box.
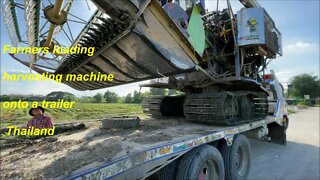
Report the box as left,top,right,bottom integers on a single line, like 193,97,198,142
66,71,288,180
0,74,287,180
0,107,287,180
68,114,287,180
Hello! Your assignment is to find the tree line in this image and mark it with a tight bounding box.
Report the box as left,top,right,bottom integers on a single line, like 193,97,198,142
80,88,183,103
0,88,183,103
288,73,320,99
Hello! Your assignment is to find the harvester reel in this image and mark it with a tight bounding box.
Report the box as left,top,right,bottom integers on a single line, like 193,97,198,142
44,5,67,25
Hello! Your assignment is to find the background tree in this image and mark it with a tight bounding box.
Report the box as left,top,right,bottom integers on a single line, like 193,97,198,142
104,90,119,103
117,97,125,103
0,95,13,101
131,91,150,103
124,93,132,103
149,88,167,96
140,91,151,101
133,91,141,103
64,92,76,102
77,96,94,103
93,93,103,103
45,91,75,101
168,89,178,95
290,74,320,98
167,89,185,96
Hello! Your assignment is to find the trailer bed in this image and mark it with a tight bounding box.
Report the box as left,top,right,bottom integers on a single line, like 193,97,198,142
0,116,282,180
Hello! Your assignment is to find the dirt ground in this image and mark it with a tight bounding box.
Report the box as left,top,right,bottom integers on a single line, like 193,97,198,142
0,119,175,179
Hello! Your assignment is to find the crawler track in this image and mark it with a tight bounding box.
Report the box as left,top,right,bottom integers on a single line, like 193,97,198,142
184,91,268,125
142,95,185,117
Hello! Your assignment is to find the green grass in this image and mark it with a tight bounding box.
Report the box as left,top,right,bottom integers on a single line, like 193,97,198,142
287,108,296,114
0,103,144,128
296,104,309,109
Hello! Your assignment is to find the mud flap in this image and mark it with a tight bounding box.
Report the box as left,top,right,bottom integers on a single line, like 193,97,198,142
267,122,287,145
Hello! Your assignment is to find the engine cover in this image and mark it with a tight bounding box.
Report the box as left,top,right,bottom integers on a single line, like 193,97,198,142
237,7,282,57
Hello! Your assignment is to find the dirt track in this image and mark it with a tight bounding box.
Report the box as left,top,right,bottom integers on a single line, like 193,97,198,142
248,107,320,180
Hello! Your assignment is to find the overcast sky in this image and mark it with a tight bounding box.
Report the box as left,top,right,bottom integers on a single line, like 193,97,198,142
1,0,319,97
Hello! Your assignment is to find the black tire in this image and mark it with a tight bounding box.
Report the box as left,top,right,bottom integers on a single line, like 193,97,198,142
221,134,251,180
176,145,225,180
158,159,180,180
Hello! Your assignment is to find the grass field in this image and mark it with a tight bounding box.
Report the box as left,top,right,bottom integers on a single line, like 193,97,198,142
0,103,144,128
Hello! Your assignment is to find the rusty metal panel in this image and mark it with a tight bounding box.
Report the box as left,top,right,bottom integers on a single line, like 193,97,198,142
100,46,151,79
134,6,196,70
90,57,133,82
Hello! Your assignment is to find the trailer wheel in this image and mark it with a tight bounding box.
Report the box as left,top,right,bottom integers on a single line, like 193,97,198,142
221,134,251,180
176,145,225,180
158,159,179,180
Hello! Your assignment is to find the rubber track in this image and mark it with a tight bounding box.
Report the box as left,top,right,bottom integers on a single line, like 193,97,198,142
184,91,268,126
141,95,165,117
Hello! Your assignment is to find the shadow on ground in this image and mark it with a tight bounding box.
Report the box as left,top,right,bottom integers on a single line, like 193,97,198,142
248,139,320,180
